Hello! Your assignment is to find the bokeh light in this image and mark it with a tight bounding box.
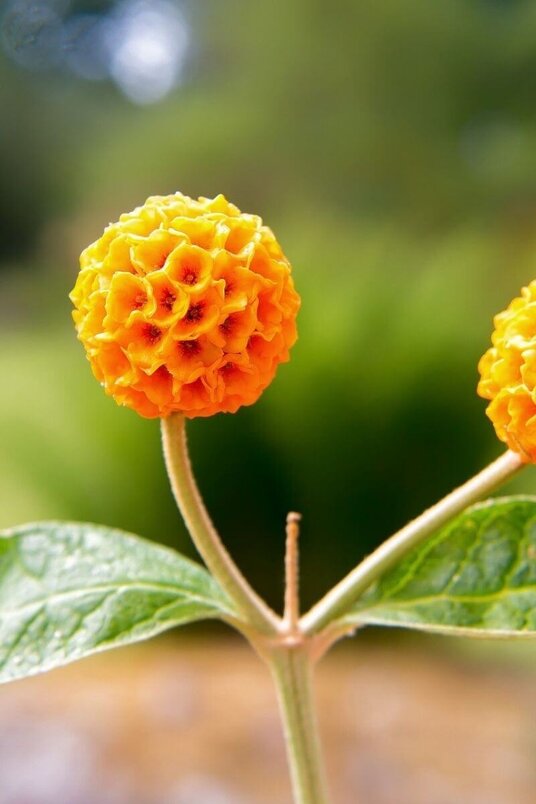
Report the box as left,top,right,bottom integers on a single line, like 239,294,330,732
105,0,189,104
0,0,189,103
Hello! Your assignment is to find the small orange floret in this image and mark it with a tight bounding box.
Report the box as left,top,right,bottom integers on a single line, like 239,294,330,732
70,192,300,418
477,281,536,461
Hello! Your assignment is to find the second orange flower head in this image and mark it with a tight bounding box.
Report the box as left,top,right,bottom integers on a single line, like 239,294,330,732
70,193,300,418
478,280,536,461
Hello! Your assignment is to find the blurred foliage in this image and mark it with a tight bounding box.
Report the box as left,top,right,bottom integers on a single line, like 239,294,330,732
2,0,536,611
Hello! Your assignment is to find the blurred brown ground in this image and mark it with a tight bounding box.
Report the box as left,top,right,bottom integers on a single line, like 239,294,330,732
0,636,534,804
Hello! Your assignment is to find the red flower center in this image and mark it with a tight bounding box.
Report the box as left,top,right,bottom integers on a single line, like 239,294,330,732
185,302,203,323
143,324,162,344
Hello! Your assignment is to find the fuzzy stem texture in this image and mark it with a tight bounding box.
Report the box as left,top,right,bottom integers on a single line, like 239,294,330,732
301,449,525,635
161,413,279,635
269,648,330,804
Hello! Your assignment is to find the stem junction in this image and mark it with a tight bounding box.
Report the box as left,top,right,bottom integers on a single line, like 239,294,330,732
161,413,526,804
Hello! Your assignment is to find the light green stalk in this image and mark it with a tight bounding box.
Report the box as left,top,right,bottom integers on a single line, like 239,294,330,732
300,450,524,635
161,413,280,635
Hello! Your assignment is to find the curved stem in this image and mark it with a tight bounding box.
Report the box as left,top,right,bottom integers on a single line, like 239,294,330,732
301,449,525,635
161,413,280,635
269,647,330,804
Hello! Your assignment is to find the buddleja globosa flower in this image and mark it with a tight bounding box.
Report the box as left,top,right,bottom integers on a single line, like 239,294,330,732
70,192,300,418
478,281,536,461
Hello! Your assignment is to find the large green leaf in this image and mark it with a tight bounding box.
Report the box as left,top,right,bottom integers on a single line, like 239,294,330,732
343,498,536,638
0,522,236,682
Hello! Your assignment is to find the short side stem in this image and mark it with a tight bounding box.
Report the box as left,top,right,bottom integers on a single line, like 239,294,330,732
269,648,330,804
284,512,302,632
301,449,525,635
161,413,279,635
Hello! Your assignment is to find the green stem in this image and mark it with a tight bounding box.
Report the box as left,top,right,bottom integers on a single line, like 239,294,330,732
161,414,329,802
269,648,330,804
161,413,280,635
301,449,525,635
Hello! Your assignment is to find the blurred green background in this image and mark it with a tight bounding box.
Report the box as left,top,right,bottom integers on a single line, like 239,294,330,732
2,0,536,614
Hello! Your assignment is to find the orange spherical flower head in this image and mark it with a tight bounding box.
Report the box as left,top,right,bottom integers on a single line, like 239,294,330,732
70,192,300,419
477,280,536,461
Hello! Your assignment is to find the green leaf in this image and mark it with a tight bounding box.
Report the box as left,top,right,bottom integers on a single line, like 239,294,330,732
0,522,236,682
343,497,536,638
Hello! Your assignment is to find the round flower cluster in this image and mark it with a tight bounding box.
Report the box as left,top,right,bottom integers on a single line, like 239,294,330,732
478,280,536,461
70,192,300,418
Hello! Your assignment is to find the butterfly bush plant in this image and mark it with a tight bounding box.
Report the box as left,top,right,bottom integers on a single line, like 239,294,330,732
2,191,536,804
